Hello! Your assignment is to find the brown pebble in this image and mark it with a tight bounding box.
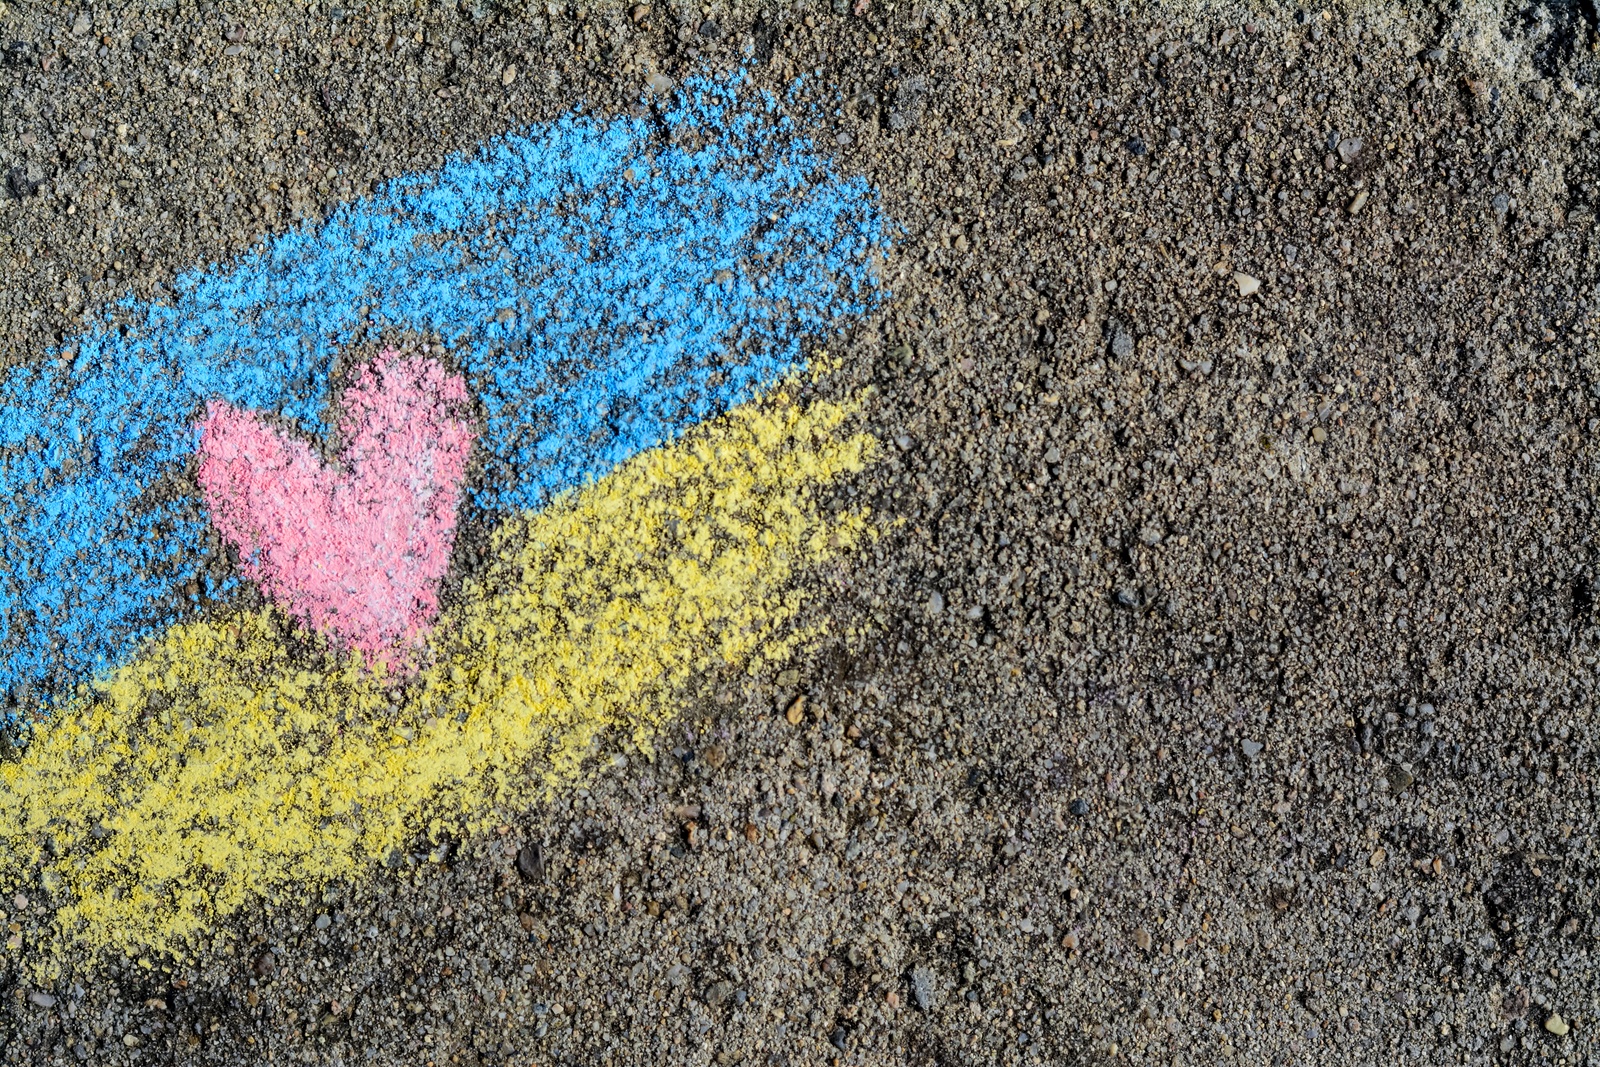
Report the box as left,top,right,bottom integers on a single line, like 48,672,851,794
785,696,806,725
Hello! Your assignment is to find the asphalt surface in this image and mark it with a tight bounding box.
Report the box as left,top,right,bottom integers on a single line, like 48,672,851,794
4,1,1600,1065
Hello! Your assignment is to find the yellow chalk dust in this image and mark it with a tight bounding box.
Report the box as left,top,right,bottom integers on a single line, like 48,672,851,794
0,390,875,960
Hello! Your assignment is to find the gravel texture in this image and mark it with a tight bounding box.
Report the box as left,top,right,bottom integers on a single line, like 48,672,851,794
4,1,1600,1065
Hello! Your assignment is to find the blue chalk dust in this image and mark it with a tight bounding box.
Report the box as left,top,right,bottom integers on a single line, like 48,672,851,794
0,76,888,709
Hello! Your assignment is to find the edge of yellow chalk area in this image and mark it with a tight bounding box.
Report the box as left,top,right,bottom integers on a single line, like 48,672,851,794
0,385,877,963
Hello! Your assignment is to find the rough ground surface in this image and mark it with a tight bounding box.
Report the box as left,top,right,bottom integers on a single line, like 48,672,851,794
5,0,1600,1064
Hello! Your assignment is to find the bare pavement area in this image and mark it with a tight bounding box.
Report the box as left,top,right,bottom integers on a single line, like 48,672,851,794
4,1,1600,1065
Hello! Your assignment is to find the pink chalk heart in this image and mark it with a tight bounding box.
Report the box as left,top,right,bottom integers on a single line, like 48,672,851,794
195,350,476,669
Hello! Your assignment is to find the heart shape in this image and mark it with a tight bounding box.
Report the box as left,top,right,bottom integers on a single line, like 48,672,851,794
195,350,476,668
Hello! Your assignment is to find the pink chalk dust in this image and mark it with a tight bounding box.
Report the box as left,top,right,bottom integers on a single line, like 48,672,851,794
196,350,476,668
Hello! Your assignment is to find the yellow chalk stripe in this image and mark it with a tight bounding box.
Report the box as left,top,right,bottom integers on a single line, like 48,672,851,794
0,390,876,959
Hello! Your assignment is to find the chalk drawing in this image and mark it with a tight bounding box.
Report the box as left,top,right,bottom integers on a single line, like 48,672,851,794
0,75,891,962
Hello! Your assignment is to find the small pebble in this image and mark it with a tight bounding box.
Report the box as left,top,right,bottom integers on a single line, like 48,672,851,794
909,965,936,1011
1233,272,1261,297
1545,1013,1570,1036
516,843,545,883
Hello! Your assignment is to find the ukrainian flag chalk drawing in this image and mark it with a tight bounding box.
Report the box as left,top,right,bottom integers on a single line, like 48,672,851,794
0,77,889,960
